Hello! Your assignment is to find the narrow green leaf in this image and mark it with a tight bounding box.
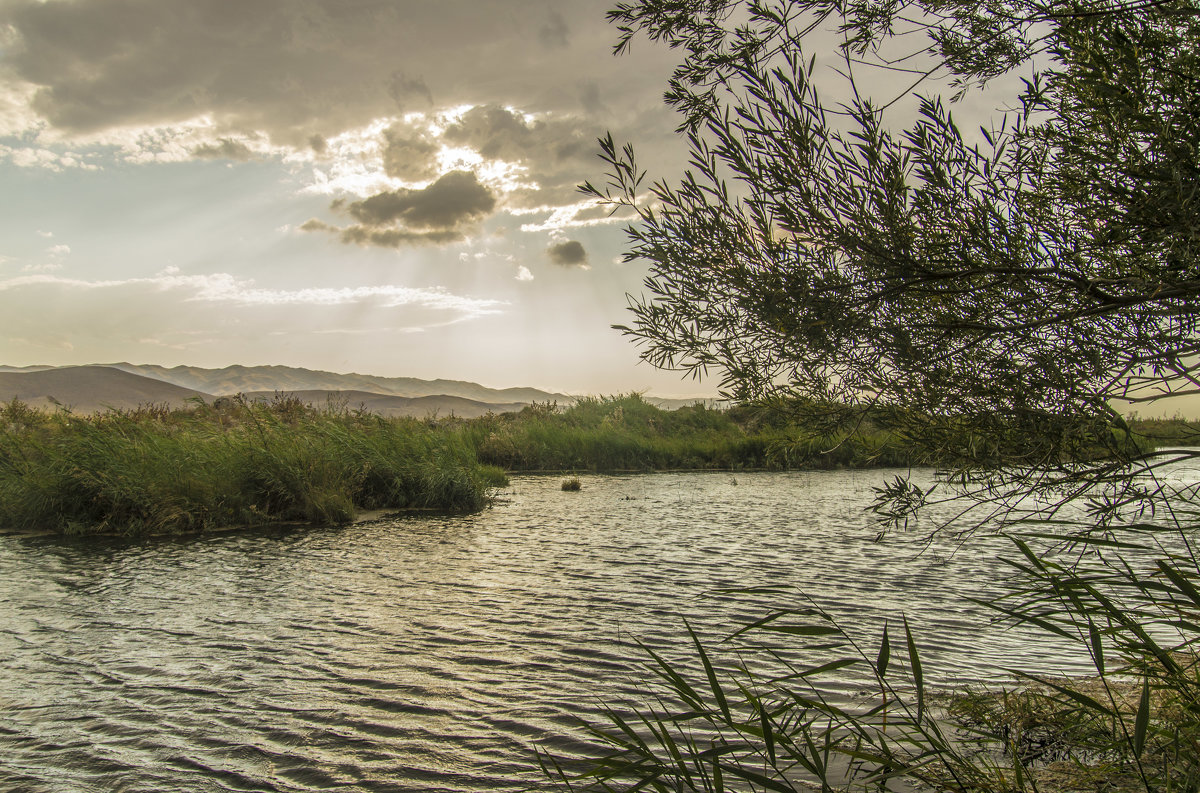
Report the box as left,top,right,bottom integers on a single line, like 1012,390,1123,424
970,597,1076,640
759,624,841,636
687,620,731,723
1157,560,1200,608
726,608,822,639
1133,675,1150,757
877,621,891,677
1015,672,1117,716
719,762,795,793
772,657,859,683
1015,531,1149,550
903,617,924,722
760,702,776,766
1089,621,1104,675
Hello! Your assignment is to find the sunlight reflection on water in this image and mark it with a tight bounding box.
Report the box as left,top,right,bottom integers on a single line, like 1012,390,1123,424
0,470,1116,792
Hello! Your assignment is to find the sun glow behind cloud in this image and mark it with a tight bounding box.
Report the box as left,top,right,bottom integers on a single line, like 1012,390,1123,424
0,1,712,394
301,111,544,201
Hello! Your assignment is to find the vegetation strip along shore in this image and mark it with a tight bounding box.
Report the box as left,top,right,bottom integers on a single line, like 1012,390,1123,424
1,392,1191,536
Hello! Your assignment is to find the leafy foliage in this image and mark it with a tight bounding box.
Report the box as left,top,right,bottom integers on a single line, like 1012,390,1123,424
588,0,1200,511
548,0,1200,790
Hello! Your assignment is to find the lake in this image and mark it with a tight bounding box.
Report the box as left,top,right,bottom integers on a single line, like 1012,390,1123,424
0,469,1103,792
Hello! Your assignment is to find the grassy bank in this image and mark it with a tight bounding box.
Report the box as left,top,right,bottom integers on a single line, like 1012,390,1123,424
459,393,915,472
0,395,499,535
0,393,924,535
3,393,1184,535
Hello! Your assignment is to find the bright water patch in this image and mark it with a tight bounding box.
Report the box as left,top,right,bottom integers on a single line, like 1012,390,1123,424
0,470,1101,792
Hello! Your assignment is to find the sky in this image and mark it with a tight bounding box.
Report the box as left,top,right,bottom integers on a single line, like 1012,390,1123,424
0,0,712,396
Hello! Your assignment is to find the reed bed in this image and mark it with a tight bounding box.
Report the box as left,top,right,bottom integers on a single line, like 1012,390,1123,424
0,396,494,535
1,393,1177,536
460,393,914,472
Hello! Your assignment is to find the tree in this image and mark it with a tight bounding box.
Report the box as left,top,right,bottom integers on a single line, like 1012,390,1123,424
548,1,1200,789
586,0,1200,517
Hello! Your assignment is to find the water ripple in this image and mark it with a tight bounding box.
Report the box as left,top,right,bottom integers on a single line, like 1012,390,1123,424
0,470,1109,791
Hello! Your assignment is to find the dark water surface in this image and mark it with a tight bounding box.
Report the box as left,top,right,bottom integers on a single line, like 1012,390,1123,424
0,470,1116,792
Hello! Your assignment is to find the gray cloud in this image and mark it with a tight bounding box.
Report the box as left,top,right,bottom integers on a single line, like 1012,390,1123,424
0,0,677,146
338,225,463,248
579,81,606,115
302,170,495,248
381,125,439,181
444,104,588,163
438,104,601,207
388,71,433,110
546,240,587,266
299,218,335,233
301,213,464,248
191,138,256,161
346,170,495,230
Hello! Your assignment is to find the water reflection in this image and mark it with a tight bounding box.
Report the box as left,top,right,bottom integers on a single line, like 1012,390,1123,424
1,470,1095,792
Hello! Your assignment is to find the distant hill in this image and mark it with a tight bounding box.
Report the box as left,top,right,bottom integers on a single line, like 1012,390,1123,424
0,366,212,412
100,363,571,404
0,365,58,374
0,363,725,415
240,390,528,419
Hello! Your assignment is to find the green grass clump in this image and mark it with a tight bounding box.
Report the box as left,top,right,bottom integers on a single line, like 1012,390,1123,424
0,396,496,535
458,393,915,473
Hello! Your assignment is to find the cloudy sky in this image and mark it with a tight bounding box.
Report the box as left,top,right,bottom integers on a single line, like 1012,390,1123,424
0,0,719,395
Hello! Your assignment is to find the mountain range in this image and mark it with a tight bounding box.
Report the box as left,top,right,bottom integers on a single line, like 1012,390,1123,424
0,364,721,417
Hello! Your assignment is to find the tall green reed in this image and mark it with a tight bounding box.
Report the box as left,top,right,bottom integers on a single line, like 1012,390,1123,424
0,396,495,535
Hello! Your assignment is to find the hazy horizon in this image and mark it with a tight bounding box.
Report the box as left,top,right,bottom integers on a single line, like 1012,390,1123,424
0,359,725,399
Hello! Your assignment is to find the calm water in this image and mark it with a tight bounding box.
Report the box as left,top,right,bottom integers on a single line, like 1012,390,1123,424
0,470,1122,792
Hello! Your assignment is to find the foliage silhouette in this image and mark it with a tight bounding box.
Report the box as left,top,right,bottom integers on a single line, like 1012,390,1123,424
552,0,1200,789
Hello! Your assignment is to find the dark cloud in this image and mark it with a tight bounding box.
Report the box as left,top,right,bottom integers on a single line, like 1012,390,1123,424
579,81,606,115
546,240,587,266
388,71,433,110
444,104,593,163
438,104,599,207
339,226,463,248
381,125,439,181
346,170,495,230
299,218,334,232
308,134,328,155
302,170,495,249
7,0,400,141
191,138,256,161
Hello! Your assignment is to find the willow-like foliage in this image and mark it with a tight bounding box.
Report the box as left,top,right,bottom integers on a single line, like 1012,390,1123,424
586,0,1200,526
548,1,1200,790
